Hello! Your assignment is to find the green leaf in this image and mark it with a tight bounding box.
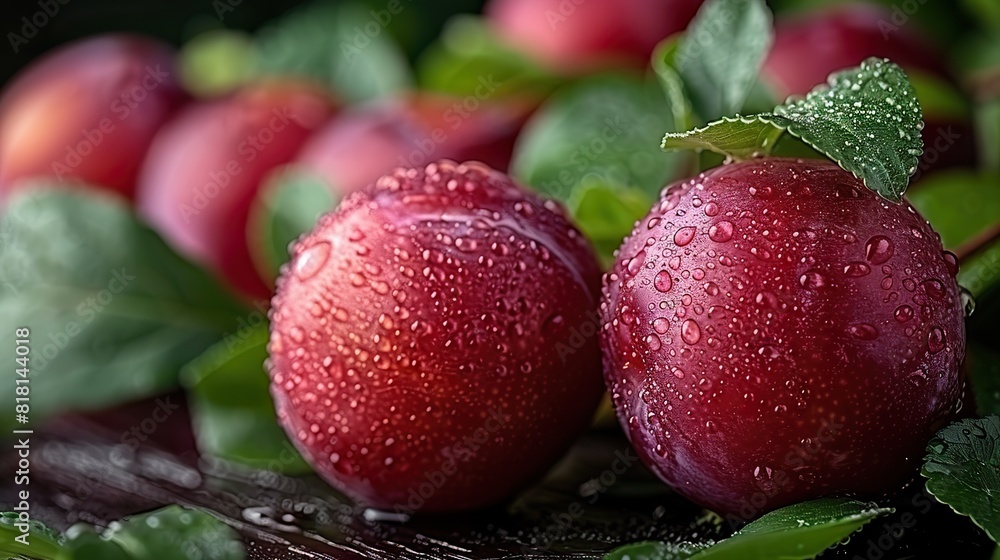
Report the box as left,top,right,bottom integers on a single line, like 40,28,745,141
606,499,891,560
417,15,562,98
662,116,785,160
604,540,708,560
249,167,338,281
977,99,1000,174
663,58,924,201
0,511,64,559
513,75,681,204
178,29,256,98
967,344,1000,417
922,416,1000,542
253,3,411,102
68,505,246,560
673,0,773,123
690,498,892,559
0,189,248,430
182,324,310,473
569,183,653,268
906,170,1000,296
63,526,130,560
652,36,695,134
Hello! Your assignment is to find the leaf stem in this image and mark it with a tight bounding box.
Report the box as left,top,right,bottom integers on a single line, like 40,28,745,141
955,222,1000,263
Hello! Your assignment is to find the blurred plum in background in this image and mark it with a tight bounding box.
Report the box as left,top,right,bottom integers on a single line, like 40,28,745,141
136,81,336,300
0,34,187,200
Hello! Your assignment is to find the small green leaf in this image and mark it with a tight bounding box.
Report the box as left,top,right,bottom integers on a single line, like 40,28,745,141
906,170,1000,296
64,526,130,560
0,512,64,559
663,58,923,201
690,498,892,559
0,189,249,430
662,116,785,160
178,29,255,97
68,506,246,560
182,324,310,473
604,540,708,560
923,416,1000,542
674,0,773,123
249,167,338,281
569,183,653,267
253,3,412,102
977,99,1000,174
652,36,695,133
967,344,1000,417
417,15,562,98
512,75,681,204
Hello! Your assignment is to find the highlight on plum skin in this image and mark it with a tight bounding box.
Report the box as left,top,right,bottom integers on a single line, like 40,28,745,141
267,160,606,512
600,157,966,518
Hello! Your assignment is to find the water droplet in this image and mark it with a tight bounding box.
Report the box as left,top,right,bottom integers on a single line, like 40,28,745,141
942,251,959,276
293,241,331,280
704,202,720,216
843,262,871,277
708,221,734,242
921,279,945,301
674,227,697,246
799,269,827,289
848,323,879,340
627,251,646,276
654,270,673,292
668,256,682,270
894,305,914,322
653,317,670,334
681,319,701,344
647,217,661,230
645,334,662,351
864,236,894,264
961,287,976,317
927,327,946,353
704,282,720,296
907,370,928,387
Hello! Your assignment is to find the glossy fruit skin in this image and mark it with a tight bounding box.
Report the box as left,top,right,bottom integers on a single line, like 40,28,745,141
486,0,702,70
601,158,965,518
762,4,975,175
0,34,186,200
268,160,604,512
294,94,531,197
136,82,335,299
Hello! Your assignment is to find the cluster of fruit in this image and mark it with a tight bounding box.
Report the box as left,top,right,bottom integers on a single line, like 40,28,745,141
0,0,992,543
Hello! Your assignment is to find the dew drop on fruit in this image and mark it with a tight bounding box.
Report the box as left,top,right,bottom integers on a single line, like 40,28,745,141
708,221,734,242
894,305,914,322
907,370,928,387
704,202,719,217
293,241,332,280
653,317,670,334
927,327,946,354
646,335,662,351
704,282,720,296
847,323,879,340
654,270,673,292
289,326,305,343
627,251,646,276
943,251,959,276
674,227,696,246
799,269,827,290
921,279,945,301
843,262,871,277
668,256,681,270
864,235,894,264
680,319,701,344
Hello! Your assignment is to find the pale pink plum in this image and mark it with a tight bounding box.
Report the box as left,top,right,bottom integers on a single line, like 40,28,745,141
0,34,186,199
136,82,336,299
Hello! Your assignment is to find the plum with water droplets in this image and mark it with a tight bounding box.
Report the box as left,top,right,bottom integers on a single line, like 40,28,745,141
268,160,604,512
600,158,966,518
